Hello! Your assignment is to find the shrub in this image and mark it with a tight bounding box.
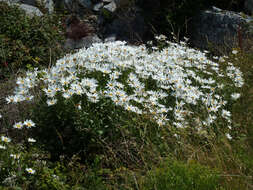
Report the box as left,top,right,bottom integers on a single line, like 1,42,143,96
4,38,244,163
0,2,65,79
0,132,107,189
139,159,221,190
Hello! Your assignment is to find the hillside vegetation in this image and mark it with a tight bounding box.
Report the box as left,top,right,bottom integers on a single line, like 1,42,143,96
0,1,253,189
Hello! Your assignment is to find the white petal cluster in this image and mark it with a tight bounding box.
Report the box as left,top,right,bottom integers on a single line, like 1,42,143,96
7,41,244,129
226,63,244,87
13,120,36,129
25,168,36,174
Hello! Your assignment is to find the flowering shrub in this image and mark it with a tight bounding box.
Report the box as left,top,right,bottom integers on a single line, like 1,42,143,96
4,39,244,158
0,34,249,188
7,41,243,124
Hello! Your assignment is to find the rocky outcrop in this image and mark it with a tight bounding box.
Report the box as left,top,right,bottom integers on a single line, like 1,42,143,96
102,6,147,43
54,0,132,14
190,6,253,51
0,0,43,16
20,0,54,13
18,3,44,16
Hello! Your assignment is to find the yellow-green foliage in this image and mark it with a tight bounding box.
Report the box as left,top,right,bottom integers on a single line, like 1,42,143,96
139,159,221,190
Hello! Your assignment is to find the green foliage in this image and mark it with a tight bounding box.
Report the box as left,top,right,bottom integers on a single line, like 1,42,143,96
0,2,65,78
140,159,221,190
31,93,142,162
0,138,107,189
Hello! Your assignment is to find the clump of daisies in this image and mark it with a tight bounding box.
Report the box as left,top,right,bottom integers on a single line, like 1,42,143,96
6,39,244,136
0,112,38,183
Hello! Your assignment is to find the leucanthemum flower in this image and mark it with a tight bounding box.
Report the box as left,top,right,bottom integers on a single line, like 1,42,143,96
1,136,11,143
0,145,6,149
232,50,238,55
26,168,36,174
24,120,35,128
226,133,232,140
10,154,20,159
231,93,240,100
28,138,36,143
13,122,23,129
47,99,57,106
6,96,15,104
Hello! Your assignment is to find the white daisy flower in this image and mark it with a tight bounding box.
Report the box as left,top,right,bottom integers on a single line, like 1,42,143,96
231,93,240,100
26,168,36,174
1,136,11,143
10,154,20,159
0,145,6,149
232,50,238,55
226,133,232,140
24,120,36,128
13,122,23,129
28,138,36,143
47,99,57,106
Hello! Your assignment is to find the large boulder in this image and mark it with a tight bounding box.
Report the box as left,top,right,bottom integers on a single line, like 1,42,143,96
20,0,54,14
0,0,43,16
18,3,43,16
190,6,253,51
103,6,147,43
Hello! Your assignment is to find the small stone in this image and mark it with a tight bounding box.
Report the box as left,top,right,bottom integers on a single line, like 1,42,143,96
103,1,116,13
93,2,103,11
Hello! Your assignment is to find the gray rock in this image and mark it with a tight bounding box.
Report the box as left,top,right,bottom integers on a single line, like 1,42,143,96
245,0,253,15
190,6,253,51
56,0,92,14
104,6,147,43
64,35,102,50
19,3,43,16
103,0,116,13
93,2,103,11
0,0,43,16
0,0,21,3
